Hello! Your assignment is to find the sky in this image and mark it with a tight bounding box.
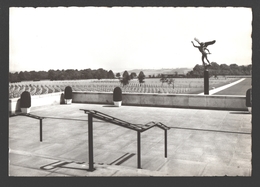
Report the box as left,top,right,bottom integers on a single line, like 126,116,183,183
9,7,252,73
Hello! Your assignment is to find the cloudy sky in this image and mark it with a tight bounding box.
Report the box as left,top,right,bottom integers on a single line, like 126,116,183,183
9,7,252,73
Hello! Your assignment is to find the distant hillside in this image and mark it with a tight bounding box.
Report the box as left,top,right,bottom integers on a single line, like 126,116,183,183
126,68,192,76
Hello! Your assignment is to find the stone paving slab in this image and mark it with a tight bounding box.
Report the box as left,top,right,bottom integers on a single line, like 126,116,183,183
9,103,251,176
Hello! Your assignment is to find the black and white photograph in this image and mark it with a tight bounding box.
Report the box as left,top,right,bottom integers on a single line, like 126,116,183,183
8,6,253,177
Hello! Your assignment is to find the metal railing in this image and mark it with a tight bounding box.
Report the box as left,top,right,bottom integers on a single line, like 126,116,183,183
13,113,44,142
80,109,170,171
12,110,170,171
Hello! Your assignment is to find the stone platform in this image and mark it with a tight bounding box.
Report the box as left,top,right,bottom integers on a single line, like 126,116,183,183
9,103,251,176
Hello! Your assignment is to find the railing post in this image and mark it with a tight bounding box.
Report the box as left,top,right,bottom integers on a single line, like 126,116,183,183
137,131,141,169
88,113,95,171
165,129,167,158
40,119,42,142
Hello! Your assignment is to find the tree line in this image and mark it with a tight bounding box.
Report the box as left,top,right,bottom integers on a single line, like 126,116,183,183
9,68,115,82
9,63,251,83
186,63,251,78
8,67,146,85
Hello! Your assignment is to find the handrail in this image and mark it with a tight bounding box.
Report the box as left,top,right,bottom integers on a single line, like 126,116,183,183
80,109,170,132
13,112,44,142
13,110,170,171
80,109,170,170
14,112,45,120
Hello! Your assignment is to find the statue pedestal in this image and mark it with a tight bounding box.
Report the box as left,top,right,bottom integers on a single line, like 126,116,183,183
204,69,209,95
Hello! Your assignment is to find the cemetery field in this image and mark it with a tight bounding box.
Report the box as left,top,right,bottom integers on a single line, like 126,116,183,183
9,77,242,99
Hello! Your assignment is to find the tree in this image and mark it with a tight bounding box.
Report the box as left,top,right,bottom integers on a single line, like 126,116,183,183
120,71,130,86
97,68,108,79
209,62,221,76
107,70,115,79
92,68,107,80
29,71,38,80
229,64,240,75
123,70,129,78
18,71,26,81
9,72,20,82
64,69,73,79
220,64,230,70
24,71,32,80
160,75,168,85
220,64,230,75
246,65,252,75
186,71,194,78
96,72,102,80
55,69,62,80
82,68,93,79
38,71,48,80
167,78,175,89
192,64,204,78
130,72,137,79
230,64,239,68
116,72,121,79
138,71,145,86
211,62,220,69
48,70,56,80
17,71,29,81
74,69,81,79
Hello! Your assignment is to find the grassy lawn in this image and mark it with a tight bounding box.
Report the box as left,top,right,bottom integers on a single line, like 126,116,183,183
213,78,251,95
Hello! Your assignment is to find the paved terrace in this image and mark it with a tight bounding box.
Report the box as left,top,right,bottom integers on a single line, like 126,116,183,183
9,103,251,176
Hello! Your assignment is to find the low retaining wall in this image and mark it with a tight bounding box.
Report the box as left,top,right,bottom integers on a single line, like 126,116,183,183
9,92,64,115
9,91,247,115
72,92,247,111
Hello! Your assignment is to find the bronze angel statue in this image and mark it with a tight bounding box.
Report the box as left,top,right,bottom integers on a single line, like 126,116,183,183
191,38,216,68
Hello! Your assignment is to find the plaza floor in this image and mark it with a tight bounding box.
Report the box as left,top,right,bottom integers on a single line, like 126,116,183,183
9,103,252,176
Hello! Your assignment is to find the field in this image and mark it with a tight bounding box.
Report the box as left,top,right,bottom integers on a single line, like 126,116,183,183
9,77,241,99
212,78,251,95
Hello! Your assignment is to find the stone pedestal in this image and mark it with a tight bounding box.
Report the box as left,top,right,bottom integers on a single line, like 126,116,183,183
204,69,209,95
114,101,122,107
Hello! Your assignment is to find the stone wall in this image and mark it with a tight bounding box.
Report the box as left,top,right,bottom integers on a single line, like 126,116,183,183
72,92,247,111
9,91,247,115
